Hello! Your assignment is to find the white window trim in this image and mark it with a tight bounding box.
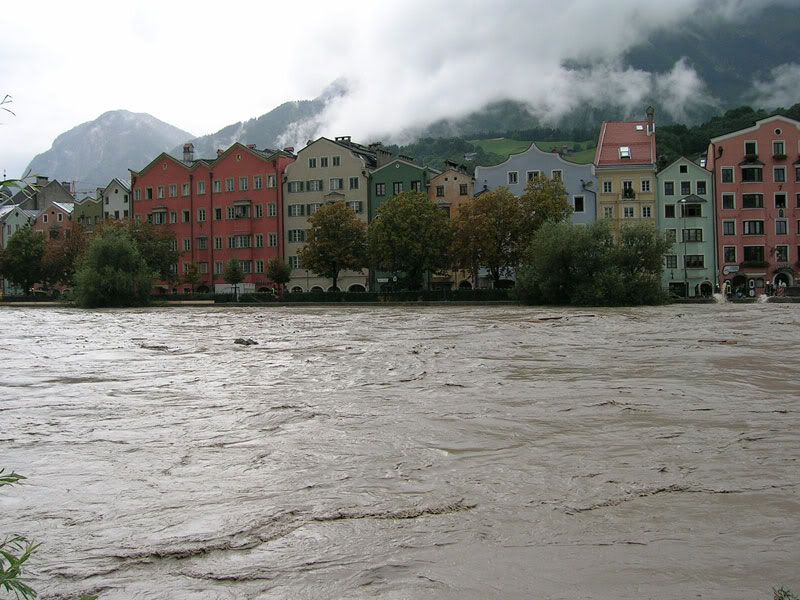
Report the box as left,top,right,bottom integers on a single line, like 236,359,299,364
720,166,735,184
743,140,758,155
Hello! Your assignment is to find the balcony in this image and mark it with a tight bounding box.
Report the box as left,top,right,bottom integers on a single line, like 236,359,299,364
739,261,769,269
621,189,636,201
773,153,787,161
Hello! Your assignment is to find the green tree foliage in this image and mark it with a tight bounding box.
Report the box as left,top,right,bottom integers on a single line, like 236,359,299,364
515,220,669,306
299,201,367,290
266,256,291,293
519,176,574,238
128,221,180,283
73,227,153,307
223,258,244,288
1,470,38,599
2,226,45,294
41,223,88,288
183,262,201,293
367,192,451,290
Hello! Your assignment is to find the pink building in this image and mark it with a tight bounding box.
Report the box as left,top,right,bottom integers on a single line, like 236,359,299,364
706,115,800,294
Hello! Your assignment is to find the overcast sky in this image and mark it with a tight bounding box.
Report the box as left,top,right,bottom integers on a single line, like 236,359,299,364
1,0,795,178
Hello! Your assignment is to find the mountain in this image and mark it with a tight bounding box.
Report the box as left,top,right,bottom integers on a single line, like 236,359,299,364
24,110,193,195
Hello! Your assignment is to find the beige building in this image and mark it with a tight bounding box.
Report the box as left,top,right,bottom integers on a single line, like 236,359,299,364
283,137,377,292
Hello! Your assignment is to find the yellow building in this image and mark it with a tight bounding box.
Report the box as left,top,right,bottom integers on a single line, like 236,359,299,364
594,108,658,226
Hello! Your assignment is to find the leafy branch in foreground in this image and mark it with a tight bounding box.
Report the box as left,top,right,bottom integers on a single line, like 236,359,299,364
0,470,25,487
0,535,39,598
774,587,799,600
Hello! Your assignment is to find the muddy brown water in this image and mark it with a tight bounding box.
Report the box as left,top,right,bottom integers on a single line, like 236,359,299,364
0,304,798,599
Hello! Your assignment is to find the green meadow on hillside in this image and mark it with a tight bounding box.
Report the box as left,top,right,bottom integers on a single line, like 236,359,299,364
469,138,596,165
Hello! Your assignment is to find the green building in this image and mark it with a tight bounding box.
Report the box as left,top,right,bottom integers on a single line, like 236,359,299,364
369,157,438,221
73,196,103,231
656,157,717,297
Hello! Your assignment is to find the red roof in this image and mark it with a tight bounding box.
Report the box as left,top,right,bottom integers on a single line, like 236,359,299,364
594,121,656,167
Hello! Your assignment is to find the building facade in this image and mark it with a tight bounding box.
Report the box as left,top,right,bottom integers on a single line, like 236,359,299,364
283,137,375,292
594,109,658,228
31,201,75,241
98,178,131,220
369,157,436,220
0,206,38,248
706,115,800,294
474,144,597,224
73,197,103,230
131,142,294,293
656,157,717,297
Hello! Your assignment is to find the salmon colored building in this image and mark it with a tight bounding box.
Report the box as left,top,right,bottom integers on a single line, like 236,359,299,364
706,115,800,294
130,143,295,293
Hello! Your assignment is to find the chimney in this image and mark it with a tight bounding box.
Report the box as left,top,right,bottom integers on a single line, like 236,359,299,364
217,148,224,157
183,143,194,162
283,146,294,154
646,106,655,136
35,175,49,187
247,144,256,150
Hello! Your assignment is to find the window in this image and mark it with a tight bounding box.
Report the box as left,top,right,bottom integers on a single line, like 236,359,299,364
228,205,250,219
796,167,800,183
744,141,757,156
664,205,676,218
267,175,276,188
721,168,734,183
135,189,141,201
198,181,206,195
105,197,109,205
256,260,264,274
774,167,786,183
642,206,652,218
680,181,691,195
213,180,221,193
288,229,305,243
158,186,165,199
375,183,386,196
603,181,612,193
683,228,703,242
641,179,651,192
665,255,678,269
168,239,177,251
742,194,763,209
229,235,252,248
665,229,677,244
182,183,190,196
268,233,278,247
392,182,403,195
307,203,322,215
723,221,736,235
773,141,786,157
268,203,277,217
618,146,631,159
239,176,248,191
330,178,343,191
436,185,444,197
776,193,787,209
183,239,191,251
573,196,585,213
623,206,634,218
308,158,317,168
411,181,422,192
124,194,129,204
169,184,177,197
306,179,323,192
320,157,328,168
288,256,301,269
240,261,252,274
198,262,208,274
664,181,674,196
214,208,222,221
696,181,707,195
287,181,304,193
722,193,735,209
215,261,223,275
507,171,518,185
254,175,263,190
333,156,340,166
214,237,222,249
685,255,704,268
255,204,263,218
743,246,765,263
349,177,359,190
57,212,64,222
347,201,363,213
743,220,764,235
741,166,763,182
776,245,789,262
679,165,688,174
681,203,702,217
255,234,263,248
603,206,613,219
723,247,736,263
288,204,305,217
198,237,207,250
551,170,562,181
527,170,541,181
776,220,788,235
170,211,177,224
459,184,468,196
198,208,206,222
146,187,153,200
223,178,233,192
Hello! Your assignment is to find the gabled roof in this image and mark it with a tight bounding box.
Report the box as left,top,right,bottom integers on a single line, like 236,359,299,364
594,121,656,167
51,201,75,214
300,137,378,169
678,193,707,204
371,157,429,175
709,114,800,144
657,155,708,176
102,177,130,193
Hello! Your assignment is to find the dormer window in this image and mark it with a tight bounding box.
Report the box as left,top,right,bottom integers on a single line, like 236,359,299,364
619,146,631,159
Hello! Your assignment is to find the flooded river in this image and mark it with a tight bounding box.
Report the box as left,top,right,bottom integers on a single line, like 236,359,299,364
0,304,798,599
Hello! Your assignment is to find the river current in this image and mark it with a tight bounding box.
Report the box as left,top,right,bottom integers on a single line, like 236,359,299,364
0,304,798,599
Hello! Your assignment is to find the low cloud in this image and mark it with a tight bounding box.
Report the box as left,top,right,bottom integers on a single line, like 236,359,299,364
750,63,800,109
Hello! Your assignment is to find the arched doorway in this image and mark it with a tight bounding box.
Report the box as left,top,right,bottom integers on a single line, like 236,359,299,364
196,285,210,294
327,286,340,292
775,272,793,287
458,280,472,289
699,281,713,297
310,286,324,293
731,275,747,297
257,286,273,293
348,284,366,292
291,286,303,293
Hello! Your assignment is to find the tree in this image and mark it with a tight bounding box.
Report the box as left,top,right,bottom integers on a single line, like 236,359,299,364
223,258,244,299
367,192,451,290
299,201,367,290
127,221,180,283
519,175,573,238
450,187,521,287
73,227,153,307
183,262,201,294
41,223,88,288
266,256,291,295
2,226,45,294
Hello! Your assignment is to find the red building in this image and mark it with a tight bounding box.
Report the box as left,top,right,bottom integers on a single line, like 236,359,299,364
706,115,800,294
130,143,295,293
